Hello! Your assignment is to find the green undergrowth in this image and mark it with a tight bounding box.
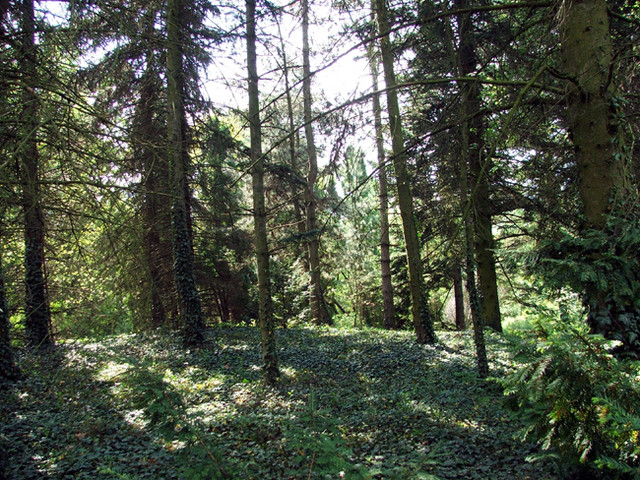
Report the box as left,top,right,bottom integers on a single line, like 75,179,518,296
1,327,560,479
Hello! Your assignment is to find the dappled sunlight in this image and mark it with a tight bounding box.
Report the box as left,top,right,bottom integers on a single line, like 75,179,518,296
95,361,130,382
1,327,561,479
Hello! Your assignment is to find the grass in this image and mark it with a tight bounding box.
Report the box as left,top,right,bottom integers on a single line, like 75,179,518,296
1,326,561,479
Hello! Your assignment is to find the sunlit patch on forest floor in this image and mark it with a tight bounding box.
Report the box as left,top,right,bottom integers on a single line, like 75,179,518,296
1,327,561,479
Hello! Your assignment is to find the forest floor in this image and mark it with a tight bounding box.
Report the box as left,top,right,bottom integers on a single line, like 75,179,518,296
1,327,563,479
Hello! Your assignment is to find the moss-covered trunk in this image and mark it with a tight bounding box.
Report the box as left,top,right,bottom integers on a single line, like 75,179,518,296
561,0,625,229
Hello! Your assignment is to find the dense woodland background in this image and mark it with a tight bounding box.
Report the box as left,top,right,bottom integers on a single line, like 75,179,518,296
1,0,640,478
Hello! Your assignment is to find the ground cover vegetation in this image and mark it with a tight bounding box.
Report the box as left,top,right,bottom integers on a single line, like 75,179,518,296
0,327,564,479
1,0,640,477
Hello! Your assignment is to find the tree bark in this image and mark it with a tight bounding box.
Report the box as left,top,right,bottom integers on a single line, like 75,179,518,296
301,0,331,326
367,13,396,330
455,0,501,332
246,0,279,384
459,121,489,377
0,244,20,382
560,0,625,229
20,0,53,350
135,57,176,330
166,0,205,346
275,14,309,304
559,0,638,353
373,0,435,343
452,264,465,331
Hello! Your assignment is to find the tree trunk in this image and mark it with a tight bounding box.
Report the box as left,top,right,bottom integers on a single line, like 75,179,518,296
275,14,309,309
455,0,501,332
561,0,625,230
0,244,20,382
452,264,465,331
301,0,331,326
166,0,205,346
459,110,489,378
135,58,174,330
246,0,279,385
560,0,637,353
373,0,435,344
367,13,396,330
20,0,53,350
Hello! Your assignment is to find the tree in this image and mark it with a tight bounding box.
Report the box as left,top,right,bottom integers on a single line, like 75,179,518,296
166,0,206,346
246,0,279,384
20,0,53,350
557,0,639,355
561,0,628,232
0,237,19,383
373,0,435,344
301,0,331,326
454,0,501,332
367,14,396,330
134,54,176,329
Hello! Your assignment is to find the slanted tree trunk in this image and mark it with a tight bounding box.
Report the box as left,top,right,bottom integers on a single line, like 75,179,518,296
246,0,279,385
301,0,331,325
20,0,53,350
373,0,435,343
367,15,396,330
0,243,20,382
166,0,205,346
455,0,501,332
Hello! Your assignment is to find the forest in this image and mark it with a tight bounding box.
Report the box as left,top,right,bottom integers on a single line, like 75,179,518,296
1,0,639,478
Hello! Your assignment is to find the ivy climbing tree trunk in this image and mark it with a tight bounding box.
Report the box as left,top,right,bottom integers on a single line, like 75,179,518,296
246,0,279,384
301,0,331,326
20,0,53,350
166,0,205,346
135,56,176,330
455,0,501,333
373,0,434,343
368,13,396,330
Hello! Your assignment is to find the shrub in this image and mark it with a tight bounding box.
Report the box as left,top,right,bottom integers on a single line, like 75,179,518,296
502,313,640,479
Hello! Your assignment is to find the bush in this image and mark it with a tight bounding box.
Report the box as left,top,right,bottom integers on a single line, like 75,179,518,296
502,312,640,479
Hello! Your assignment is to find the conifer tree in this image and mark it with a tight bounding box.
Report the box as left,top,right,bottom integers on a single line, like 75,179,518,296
373,0,435,343
246,0,279,383
166,0,206,346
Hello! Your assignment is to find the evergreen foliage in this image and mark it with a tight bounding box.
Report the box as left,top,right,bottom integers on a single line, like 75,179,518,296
503,313,640,478
534,211,640,358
